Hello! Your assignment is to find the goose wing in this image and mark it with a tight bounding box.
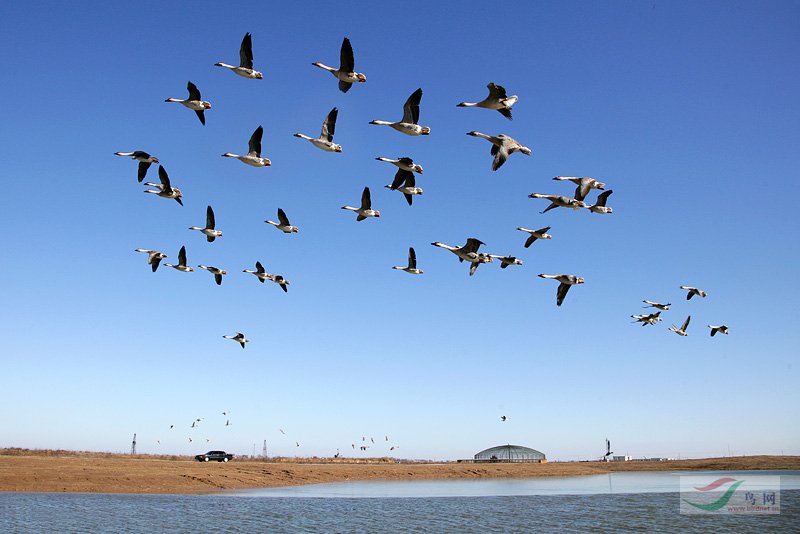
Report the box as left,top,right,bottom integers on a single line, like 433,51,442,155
408,247,417,269
137,161,152,183
556,282,572,306
248,126,263,156
360,186,371,210
187,81,201,101
178,246,187,266
158,165,172,190
575,182,590,202
524,234,538,248
491,146,509,171
194,110,206,125
497,108,513,120
595,189,613,207
239,32,254,69
277,208,290,227
390,169,412,190
340,37,355,72
461,238,485,254
321,107,337,141
402,88,422,124
487,82,506,100
682,315,691,331
206,205,215,229
256,261,265,274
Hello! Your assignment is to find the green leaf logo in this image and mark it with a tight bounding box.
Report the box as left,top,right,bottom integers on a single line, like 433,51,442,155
683,479,744,511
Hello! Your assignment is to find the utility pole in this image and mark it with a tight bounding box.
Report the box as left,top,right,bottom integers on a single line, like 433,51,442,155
262,440,268,458
131,433,137,455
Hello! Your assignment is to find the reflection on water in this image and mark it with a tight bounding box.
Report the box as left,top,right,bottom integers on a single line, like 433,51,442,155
1,472,798,534
238,470,800,498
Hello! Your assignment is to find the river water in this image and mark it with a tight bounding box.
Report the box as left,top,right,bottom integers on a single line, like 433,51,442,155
2,471,798,533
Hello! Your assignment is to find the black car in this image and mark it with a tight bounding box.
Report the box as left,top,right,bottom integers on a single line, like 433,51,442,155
195,450,233,462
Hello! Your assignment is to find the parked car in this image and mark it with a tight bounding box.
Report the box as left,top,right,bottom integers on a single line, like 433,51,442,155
195,450,233,462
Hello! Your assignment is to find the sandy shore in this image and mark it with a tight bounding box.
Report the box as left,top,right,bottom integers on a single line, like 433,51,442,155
1,450,797,494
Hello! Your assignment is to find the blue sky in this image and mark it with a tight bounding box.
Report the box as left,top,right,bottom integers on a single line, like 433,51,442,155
1,1,798,461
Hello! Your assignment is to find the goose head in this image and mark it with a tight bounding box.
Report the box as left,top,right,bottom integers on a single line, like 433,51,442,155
594,181,606,189
575,277,585,284
333,144,343,153
373,210,381,217
254,72,264,80
519,147,532,156
356,73,367,82
202,101,212,109
420,127,431,135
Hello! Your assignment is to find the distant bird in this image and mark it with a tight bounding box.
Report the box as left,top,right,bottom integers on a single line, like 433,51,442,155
393,247,423,274
222,126,271,167
223,332,250,348
312,37,366,93
214,32,263,79
385,436,389,441
680,286,707,300
466,131,531,171
222,412,228,416
516,226,552,248
226,420,231,426
528,193,585,214
631,311,662,326
266,274,290,293
457,83,518,120
341,187,380,221
390,446,397,451
279,429,285,435
587,190,614,214
191,421,196,428
538,274,585,306
500,416,507,422
114,151,159,182
552,176,606,202
369,88,430,136
296,442,300,447
134,248,167,272
376,156,423,174
198,265,227,286
293,107,342,152
385,169,423,206
189,438,192,442
488,254,523,269
265,208,299,233
431,238,493,276
669,315,691,336
144,165,183,205
371,438,374,444
643,300,671,311
170,425,174,430
163,246,193,272
243,261,289,292
189,205,223,242
165,81,211,125
708,324,729,337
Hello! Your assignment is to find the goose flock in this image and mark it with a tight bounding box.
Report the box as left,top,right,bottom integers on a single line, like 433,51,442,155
119,31,730,361
632,285,728,337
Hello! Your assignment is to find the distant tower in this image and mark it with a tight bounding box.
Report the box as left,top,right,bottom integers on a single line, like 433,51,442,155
130,433,137,455
262,440,268,458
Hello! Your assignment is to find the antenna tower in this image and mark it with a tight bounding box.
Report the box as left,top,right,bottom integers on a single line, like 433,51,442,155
130,433,137,455
262,440,268,458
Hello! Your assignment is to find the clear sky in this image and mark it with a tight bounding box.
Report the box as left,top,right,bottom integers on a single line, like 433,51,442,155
1,1,798,461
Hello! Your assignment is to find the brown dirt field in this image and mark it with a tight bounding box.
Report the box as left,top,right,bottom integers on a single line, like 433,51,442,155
0,449,797,494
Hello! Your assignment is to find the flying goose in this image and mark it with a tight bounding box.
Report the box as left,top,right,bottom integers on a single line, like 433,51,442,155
501,416,507,422
680,286,707,300
457,83,518,120
528,193,586,213
431,238,493,275
552,176,606,202
265,208,299,233
222,126,271,167
392,247,423,274
312,37,366,92
293,107,342,152
163,246,194,272
375,156,423,174
538,274,584,306
165,81,211,125
223,332,250,348
369,88,430,136
466,131,531,171
708,324,729,337
488,254,523,269
114,151,159,182
341,187,380,221
587,190,614,214
214,32,263,79
384,169,423,206
134,248,167,272
642,300,671,310
631,311,662,326
243,262,290,292
143,165,183,205
189,205,223,242
670,315,691,336
198,265,227,285
516,226,552,248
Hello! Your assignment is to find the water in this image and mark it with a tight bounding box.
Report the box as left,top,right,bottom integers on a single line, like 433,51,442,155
2,472,798,533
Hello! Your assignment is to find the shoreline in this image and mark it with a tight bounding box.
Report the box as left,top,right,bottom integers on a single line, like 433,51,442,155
1,451,798,494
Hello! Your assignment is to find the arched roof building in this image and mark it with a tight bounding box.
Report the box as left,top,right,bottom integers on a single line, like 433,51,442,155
474,444,546,463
